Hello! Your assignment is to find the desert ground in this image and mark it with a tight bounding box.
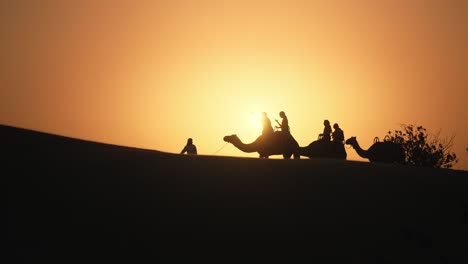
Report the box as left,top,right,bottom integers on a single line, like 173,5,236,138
5,124,468,263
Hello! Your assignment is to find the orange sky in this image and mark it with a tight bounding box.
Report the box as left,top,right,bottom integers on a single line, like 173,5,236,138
2,0,467,170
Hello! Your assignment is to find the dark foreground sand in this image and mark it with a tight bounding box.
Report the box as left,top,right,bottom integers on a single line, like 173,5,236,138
4,124,468,263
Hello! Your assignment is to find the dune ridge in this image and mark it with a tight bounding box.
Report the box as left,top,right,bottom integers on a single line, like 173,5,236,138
4,124,468,263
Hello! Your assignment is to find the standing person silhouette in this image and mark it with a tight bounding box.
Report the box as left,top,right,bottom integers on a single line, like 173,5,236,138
262,112,274,136
332,123,344,143
275,111,290,133
180,138,197,155
319,119,332,141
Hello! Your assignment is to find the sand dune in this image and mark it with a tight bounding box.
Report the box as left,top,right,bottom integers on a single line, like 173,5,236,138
4,124,467,263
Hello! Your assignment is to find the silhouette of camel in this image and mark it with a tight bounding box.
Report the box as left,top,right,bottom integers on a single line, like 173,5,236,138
298,140,347,160
345,136,405,164
223,132,300,159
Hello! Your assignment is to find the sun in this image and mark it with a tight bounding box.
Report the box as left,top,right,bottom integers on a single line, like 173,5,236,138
247,111,263,131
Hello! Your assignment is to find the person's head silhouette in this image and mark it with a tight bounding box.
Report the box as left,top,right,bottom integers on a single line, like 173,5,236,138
324,120,330,126
333,123,339,129
279,111,286,118
187,138,193,145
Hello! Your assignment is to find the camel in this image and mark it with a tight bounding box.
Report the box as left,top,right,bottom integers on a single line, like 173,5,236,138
298,139,347,160
223,132,301,159
345,136,405,164
223,132,347,160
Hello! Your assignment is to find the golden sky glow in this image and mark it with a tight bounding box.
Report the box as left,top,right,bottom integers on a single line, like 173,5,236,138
2,0,467,169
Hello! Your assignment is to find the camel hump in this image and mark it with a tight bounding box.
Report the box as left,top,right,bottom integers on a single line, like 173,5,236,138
372,140,399,149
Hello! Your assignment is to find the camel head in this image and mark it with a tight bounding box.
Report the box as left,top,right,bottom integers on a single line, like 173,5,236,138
223,134,240,144
345,136,357,147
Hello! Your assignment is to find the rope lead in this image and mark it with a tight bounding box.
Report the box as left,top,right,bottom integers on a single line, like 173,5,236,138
211,142,229,155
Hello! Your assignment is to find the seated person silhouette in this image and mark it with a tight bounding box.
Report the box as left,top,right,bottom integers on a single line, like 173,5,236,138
275,111,290,134
262,112,274,136
319,119,332,141
180,138,197,155
332,123,344,143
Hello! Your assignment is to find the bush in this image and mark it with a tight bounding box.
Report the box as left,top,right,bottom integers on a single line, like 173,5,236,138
385,124,458,169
